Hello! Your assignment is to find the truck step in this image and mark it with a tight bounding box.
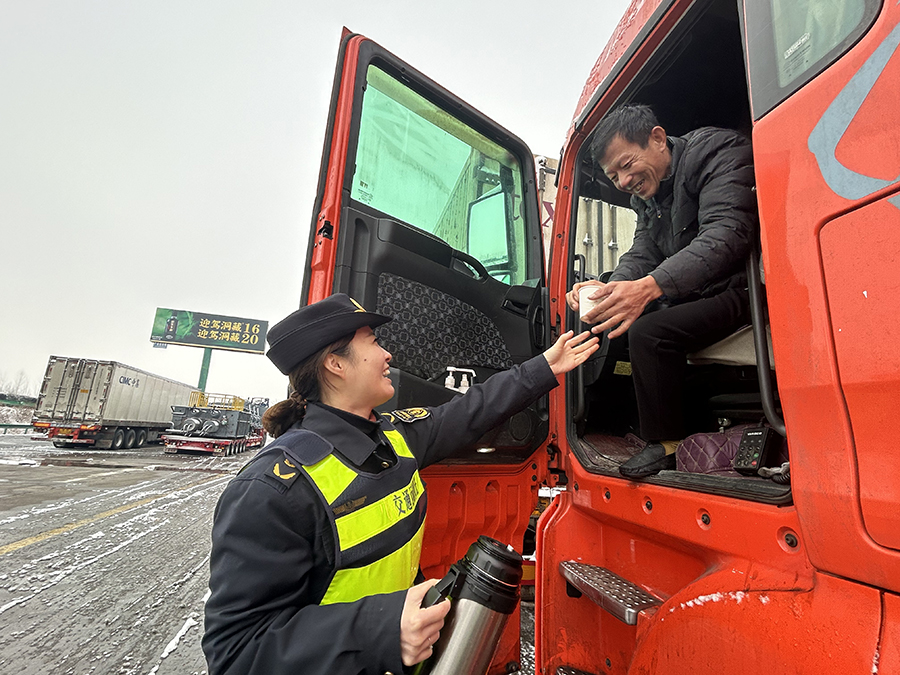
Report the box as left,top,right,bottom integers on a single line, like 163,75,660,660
557,668,598,675
559,561,660,625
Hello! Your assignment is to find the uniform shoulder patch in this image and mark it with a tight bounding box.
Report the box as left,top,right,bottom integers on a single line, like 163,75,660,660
387,407,432,423
270,454,299,487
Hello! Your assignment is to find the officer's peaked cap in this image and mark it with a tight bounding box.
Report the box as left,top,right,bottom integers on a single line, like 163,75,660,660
266,294,392,375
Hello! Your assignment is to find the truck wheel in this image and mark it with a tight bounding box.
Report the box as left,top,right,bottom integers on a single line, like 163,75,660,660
53,440,69,448
124,429,136,449
112,428,126,450
136,430,147,448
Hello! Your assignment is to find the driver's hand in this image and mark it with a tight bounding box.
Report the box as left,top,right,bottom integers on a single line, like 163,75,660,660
566,280,605,311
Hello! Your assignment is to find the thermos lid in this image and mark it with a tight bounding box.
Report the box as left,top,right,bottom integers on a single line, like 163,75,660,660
465,536,523,588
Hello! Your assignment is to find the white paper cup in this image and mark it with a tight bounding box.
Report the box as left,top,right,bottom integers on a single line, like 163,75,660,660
579,286,601,322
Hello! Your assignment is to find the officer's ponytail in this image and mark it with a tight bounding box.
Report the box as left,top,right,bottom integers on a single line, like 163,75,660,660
262,333,354,438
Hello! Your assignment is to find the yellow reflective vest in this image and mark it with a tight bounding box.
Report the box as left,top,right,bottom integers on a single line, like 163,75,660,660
297,428,426,605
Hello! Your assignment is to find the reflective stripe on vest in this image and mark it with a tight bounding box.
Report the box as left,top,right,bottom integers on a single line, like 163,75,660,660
302,428,426,605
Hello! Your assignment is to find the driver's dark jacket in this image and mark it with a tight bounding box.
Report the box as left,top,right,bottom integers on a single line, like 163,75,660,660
609,127,758,301
202,355,558,675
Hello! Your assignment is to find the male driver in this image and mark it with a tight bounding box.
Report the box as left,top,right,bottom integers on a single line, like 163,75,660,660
567,104,758,477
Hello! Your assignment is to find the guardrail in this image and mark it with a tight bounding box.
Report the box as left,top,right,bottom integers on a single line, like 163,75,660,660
0,424,33,435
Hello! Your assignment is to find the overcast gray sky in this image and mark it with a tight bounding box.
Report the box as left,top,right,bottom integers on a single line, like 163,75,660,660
1,0,630,405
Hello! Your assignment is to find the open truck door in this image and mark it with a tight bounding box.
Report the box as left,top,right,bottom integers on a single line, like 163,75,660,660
303,31,548,672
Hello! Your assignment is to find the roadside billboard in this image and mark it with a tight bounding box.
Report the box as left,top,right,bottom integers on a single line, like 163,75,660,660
150,308,268,354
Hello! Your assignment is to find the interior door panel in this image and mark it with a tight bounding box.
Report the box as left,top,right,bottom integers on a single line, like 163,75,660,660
332,206,547,463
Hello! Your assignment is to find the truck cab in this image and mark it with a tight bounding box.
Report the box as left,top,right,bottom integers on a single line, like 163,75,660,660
304,1,900,672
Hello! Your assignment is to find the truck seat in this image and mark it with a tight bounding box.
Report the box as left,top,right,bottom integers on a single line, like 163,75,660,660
687,324,774,367
688,324,779,425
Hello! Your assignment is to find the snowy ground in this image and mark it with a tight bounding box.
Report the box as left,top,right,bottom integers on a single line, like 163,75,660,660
0,436,243,674
0,404,33,426
0,435,537,674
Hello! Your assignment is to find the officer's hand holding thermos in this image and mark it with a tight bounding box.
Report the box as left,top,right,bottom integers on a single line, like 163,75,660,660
412,536,524,675
401,579,452,667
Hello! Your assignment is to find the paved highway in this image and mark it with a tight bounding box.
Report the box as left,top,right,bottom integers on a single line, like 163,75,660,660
0,435,246,674
0,434,535,675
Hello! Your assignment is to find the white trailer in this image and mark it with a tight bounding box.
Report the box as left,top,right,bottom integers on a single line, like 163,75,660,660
32,356,197,449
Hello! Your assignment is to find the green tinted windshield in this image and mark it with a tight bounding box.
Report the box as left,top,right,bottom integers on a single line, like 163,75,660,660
350,65,529,285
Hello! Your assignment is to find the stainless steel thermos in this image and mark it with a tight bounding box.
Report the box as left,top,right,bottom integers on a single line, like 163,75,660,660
415,535,524,675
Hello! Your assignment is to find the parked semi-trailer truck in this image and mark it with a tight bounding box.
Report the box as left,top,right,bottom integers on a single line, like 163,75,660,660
31,356,197,449
162,392,268,455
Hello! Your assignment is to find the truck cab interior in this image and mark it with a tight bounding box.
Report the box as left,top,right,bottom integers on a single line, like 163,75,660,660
567,0,791,504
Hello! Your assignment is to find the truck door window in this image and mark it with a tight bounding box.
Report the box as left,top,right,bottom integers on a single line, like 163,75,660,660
743,0,880,117
351,65,529,285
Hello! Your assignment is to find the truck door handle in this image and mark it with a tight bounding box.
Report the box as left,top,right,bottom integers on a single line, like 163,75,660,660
501,284,535,318
450,250,489,280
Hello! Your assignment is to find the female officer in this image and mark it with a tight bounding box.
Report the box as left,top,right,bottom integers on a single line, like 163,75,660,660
202,293,598,675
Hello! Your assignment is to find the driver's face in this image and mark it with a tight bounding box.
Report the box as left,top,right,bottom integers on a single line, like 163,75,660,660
600,127,671,200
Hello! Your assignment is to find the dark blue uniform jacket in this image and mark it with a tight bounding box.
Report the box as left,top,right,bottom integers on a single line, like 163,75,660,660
202,355,558,675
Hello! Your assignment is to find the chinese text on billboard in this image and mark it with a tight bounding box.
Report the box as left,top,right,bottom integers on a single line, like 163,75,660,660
150,309,268,354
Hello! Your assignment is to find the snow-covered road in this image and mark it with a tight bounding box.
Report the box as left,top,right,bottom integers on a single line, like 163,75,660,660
0,437,247,674
0,436,538,674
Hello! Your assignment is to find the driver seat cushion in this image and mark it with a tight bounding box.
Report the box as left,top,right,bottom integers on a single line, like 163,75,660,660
687,324,774,367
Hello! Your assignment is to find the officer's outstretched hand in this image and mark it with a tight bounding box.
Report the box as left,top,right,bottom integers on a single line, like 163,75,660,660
400,579,451,666
543,330,600,376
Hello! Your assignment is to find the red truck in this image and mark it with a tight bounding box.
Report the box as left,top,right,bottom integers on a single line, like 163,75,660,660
303,1,900,672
